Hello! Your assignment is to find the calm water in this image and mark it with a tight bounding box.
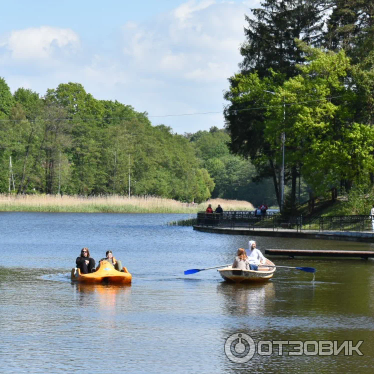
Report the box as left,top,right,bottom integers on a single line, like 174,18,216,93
1,212,374,373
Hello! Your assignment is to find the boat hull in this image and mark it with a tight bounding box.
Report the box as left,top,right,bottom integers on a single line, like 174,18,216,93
71,260,132,284
218,259,275,283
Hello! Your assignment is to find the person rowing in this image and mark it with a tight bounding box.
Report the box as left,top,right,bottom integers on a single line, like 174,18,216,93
232,248,250,270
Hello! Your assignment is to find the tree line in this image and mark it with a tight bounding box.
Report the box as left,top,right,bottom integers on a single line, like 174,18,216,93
0,79,279,206
224,0,374,212
0,81,217,202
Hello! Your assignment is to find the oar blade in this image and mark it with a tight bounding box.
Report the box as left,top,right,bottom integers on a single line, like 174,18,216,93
184,269,201,275
296,267,316,273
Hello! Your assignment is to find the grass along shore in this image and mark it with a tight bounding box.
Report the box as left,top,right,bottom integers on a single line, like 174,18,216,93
0,195,254,214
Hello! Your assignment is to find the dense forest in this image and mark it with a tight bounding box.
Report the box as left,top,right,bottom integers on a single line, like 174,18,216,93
0,80,211,203
224,0,374,212
0,79,277,206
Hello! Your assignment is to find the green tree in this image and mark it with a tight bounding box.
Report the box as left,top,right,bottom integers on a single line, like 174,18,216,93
265,44,374,196
0,77,14,119
13,88,44,120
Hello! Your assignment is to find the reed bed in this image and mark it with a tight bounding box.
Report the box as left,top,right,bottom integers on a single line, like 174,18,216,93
0,195,254,214
168,218,198,226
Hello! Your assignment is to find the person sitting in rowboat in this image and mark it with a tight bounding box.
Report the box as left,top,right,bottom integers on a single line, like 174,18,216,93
232,248,251,270
247,240,267,270
76,247,96,274
98,250,123,271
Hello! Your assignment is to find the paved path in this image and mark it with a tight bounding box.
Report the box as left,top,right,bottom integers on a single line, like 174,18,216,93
193,225,374,243
265,249,374,258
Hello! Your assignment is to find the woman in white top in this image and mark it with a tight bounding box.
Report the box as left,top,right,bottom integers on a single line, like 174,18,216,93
232,248,250,270
247,240,267,270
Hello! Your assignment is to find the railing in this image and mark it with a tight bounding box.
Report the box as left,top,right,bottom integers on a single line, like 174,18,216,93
319,215,372,232
196,212,374,232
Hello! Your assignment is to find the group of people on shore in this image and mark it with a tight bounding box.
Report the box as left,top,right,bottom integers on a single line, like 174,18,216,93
232,240,267,271
206,204,223,214
76,248,123,274
255,203,268,217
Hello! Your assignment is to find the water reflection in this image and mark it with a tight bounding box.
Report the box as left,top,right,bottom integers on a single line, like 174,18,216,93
217,281,276,317
72,282,132,311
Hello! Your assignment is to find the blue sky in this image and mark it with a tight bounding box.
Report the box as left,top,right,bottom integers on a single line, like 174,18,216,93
1,0,259,134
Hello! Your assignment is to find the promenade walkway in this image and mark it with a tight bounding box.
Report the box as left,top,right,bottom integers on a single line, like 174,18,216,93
193,225,374,243
265,249,374,258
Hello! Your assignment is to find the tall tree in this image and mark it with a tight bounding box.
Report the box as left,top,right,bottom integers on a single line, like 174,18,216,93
225,0,328,210
326,0,374,63
240,0,326,78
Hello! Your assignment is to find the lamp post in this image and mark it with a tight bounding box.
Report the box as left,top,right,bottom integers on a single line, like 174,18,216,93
265,90,285,212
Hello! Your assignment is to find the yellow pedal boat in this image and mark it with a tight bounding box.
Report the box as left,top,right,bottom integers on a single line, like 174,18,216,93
71,260,132,284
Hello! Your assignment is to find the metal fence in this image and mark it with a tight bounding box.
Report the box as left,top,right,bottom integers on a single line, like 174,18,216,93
196,212,374,232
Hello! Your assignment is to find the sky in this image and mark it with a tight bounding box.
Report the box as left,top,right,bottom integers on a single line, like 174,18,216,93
0,0,260,134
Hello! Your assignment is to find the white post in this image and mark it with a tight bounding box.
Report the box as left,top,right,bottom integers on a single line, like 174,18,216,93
9,156,15,192
128,154,131,198
58,151,61,195
8,156,11,194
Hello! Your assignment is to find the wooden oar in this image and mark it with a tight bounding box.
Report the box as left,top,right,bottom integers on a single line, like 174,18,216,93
184,264,231,275
260,265,316,273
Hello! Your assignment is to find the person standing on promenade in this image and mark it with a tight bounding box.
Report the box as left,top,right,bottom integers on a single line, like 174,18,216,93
215,204,223,214
371,205,374,231
260,203,268,218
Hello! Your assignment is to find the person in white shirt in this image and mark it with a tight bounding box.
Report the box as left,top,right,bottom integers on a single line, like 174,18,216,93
371,205,374,231
247,240,267,270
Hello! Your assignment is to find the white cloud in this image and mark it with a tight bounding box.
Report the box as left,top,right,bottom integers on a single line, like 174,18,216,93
0,26,80,61
0,1,261,133
119,0,254,83
173,0,216,23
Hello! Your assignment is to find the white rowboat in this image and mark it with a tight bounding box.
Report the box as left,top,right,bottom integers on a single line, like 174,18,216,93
218,259,276,283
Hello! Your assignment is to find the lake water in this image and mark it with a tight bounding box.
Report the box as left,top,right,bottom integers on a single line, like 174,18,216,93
1,212,374,373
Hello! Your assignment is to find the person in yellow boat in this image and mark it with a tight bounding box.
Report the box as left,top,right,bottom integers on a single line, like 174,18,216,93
99,250,123,271
247,240,267,270
76,247,96,274
232,248,250,270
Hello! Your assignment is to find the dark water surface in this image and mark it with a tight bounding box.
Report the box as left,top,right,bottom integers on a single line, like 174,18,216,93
1,212,373,373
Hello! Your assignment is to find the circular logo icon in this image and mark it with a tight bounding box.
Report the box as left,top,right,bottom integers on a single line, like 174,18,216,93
224,333,255,363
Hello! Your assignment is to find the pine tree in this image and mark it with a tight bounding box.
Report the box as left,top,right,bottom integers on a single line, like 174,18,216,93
240,0,327,78
326,0,374,63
